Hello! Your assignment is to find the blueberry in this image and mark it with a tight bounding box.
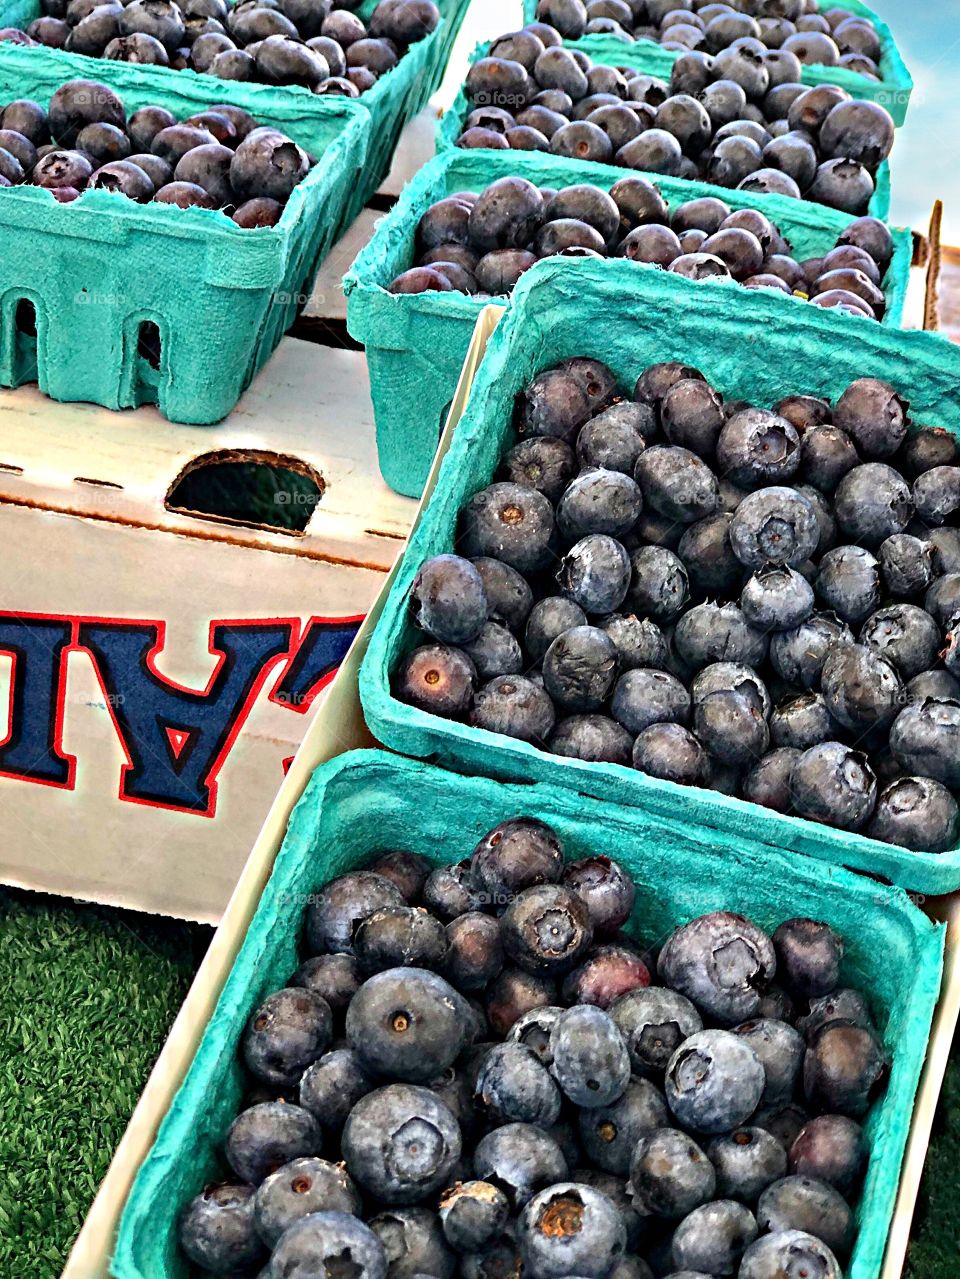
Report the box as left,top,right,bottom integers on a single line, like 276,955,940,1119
914,465,960,526
866,776,959,852
611,668,691,735
462,624,523,681
440,1181,511,1253
346,967,471,1082
741,566,814,632
472,675,557,743
368,0,439,45
907,670,960,703
757,1176,853,1257
501,884,594,975
797,988,876,1042
799,425,859,494
423,860,483,921
89,159,155,201
562,944,650,1010
507,1005,565,1064
694,688,770,766
665,1029,765,1133
743,748,801,813
815,546,880,623
660,379,726,457
878,534,935,598
601,614,669,671
674,603,769,671
459,482,555,572
48,78,125,148
179,1183,266,1274
707,1128,788,1203
299,1049,374,1134
633,723,712,785
768,693,834,751
558,470,643,544
790,742,877,830
269,1212,387,1279
859,604,940,681
561,855,635,933
634,446,720,524
342,1084,461,1203
577,403,652,474
226,1101,321,1184
230,127,310,203
559,534,632,614
154,180,217,209
395,644,477,718
900,426,959,479
821,643,903,734
550,714,634,765
833,378,908,459
577,1075,669,1173
729,487,817,569
441,913,503,992
733,1018,804,1104
658,912,775,1025
832,462,913,547
628,546,690,621
716,410,801,491
925,573,960,628
474,1123,569,1211
671,1200,759,1275
368,1206,454,1279
471,817,563,909
789,1115,865,1196
0,99,49,146
543,626,619,712
739,1230,841,1279
486,968,559,1038
243,987,332,1087
468,178,544,252
501,439,576,507
354,907,448,975
629,1128,716,1217
550,1004,631,1106
526,598,589,665
803,1020,887,1117
409,557,489,647
255,1158,360,1247
474,1042,562,1127
469,558,535,632
33,148,93,189
518,1182,627,1279
291,953,361,1012
305,870,405,956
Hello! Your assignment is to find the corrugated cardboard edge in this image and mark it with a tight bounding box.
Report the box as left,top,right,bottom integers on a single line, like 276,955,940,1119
59,304,503,1279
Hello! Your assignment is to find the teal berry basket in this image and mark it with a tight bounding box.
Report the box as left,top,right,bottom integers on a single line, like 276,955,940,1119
0,0,473,229
521,0,913,126
344,147,912,498
436,39,893,221
360,256,960,895
0,62,370,422
112,749,944,1279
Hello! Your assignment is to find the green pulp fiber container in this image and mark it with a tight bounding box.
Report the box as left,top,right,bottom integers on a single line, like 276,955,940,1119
344,147,912,498
113,750,944,1279
521,0,913,126
361,257,960,895
0,64,369,421
0,0,472,229
436,39,892,221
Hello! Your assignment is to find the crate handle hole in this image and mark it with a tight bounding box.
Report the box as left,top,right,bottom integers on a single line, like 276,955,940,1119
15,299,36,337
138,320,162,371
166,449,324,535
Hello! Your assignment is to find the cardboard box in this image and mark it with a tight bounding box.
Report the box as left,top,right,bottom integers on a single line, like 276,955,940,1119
61,308,959,1278
0,337,417,922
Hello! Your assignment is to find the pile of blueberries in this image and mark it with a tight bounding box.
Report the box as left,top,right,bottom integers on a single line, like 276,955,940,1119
0,78,314,222
455,19,895,215
0,0,438,94
535,0,884,83
395,354,960,855
178,824,887,1279
388,176,890,318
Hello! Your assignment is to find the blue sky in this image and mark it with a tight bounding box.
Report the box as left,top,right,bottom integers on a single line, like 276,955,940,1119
871,0,960,240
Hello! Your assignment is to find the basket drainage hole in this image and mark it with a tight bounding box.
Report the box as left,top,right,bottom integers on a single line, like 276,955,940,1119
15,299,36,337
138,321,162,370
166,453,324,534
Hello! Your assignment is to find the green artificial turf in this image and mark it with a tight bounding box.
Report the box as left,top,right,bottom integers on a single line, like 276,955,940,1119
0,888,208,1277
